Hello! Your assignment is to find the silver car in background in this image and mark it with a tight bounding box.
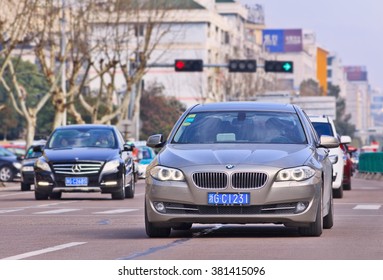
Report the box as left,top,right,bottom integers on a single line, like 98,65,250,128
145,102,339,237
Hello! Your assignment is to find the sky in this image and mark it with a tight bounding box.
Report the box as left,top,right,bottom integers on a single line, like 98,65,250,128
240,0,383,91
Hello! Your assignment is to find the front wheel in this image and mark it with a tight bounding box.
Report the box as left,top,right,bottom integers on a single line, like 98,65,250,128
125,174,135,199
343,182,351,191
111,187,125,200
35,191,49,200
21,182,31,191
50,192,62,199
333,185,343,198
0,166,14,182
172,223,193,231
323,192,334,229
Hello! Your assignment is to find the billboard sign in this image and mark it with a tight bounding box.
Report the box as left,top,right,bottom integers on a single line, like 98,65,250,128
263,29,302,53
344,66,368,81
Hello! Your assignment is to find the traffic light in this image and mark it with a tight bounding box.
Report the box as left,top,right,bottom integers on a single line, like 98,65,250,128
264,60,294,73
228,59,257,72
174,59,203,72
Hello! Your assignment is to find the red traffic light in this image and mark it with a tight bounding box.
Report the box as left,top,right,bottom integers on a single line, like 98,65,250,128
174,59,203,72
175,60,186,70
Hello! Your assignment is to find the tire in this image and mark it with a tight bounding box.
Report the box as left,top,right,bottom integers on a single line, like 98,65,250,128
333,185,343,198
343,182,351,191
299,194,323,237
35,191,49,200
172,223,193,231
21,182,31,191
323,192,334,229
0,166,14,182
145,203,171,238
111,184,125,200
125,174,135,199
49,192,62,199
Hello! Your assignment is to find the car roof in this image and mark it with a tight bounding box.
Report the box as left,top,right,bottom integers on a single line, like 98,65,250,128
308,115,331,122
53,124,116,130
189,102,298,113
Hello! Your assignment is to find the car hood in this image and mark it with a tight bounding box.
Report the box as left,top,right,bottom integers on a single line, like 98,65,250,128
42,148,119,162
157,144,313,168
22,158,38,166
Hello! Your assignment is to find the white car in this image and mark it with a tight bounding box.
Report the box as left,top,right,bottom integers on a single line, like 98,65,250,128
136,146,156,179
309,115,351,198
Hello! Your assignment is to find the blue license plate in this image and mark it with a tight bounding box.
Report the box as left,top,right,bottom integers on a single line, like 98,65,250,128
65,177,88,186
208,192,250,205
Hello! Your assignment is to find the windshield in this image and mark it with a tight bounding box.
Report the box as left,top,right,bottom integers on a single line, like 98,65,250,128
47,128,117,149
25,146,43,159
172,111,307,144
0,147,16,157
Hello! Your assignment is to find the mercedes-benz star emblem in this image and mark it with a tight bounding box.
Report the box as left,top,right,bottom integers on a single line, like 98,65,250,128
72,164,82,173
226,164,235,169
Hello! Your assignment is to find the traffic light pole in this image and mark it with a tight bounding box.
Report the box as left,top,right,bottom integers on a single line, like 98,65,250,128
148,63,290,71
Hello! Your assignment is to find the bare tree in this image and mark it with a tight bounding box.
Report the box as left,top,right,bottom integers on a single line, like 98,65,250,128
1,0,191,145
0,0,54,148
71,1,191,130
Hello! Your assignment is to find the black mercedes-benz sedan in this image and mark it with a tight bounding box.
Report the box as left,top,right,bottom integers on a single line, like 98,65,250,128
33,124,134,200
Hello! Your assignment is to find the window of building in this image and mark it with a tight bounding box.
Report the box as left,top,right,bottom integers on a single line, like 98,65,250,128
134,24,145,37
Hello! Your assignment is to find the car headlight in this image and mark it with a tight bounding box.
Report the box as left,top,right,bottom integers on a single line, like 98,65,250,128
13,162,22,169
150,166,185,181
103,159,120,173
276,166,315,182
35,159,51,172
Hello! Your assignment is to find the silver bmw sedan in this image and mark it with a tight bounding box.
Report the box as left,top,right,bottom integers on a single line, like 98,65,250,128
145,102,339,237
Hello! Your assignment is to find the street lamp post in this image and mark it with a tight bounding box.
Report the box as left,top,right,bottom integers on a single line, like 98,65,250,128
61,0,67,126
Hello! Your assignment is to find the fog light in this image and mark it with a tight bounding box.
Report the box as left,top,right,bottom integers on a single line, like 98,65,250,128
37,181,51,186
102,181,118,186
296,202,308,213
154,202,166,213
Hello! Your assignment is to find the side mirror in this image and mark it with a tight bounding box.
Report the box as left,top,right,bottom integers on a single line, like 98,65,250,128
33,145,43,152
123,144,133,152
340,135,351,144
319,135,339,149
147,134,165,148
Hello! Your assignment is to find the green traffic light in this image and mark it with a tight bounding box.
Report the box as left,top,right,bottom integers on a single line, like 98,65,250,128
283,63,292,72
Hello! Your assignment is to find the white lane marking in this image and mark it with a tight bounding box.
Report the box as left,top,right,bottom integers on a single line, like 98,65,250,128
353,204,381,210
93,208,138,214
0,209,24,214
36,201,78,207
1,242,86,260
0,192,31,197
34,209,80,214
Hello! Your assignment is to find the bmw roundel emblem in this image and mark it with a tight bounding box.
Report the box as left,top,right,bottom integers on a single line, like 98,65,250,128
226,164,235,169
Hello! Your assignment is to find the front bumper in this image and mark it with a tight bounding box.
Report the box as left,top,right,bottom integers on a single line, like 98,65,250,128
34,170,123,194
145,175,322,228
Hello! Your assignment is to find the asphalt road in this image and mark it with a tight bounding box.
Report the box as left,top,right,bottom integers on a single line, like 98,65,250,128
0,176,382,260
